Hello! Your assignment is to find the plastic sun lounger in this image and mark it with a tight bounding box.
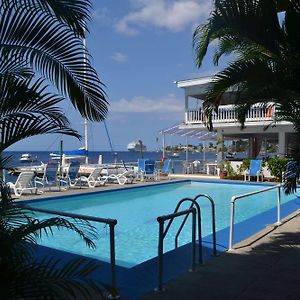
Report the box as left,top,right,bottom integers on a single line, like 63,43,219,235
7,171,39,197
105,170,135,185
77,167,106,188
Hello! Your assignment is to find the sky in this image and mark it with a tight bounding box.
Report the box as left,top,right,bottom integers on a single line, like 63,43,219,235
10,0,224,152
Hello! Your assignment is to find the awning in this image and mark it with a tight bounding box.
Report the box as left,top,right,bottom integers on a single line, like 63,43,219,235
159,123,217,140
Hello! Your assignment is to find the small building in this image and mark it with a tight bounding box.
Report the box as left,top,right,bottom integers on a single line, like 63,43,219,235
173,75,296,162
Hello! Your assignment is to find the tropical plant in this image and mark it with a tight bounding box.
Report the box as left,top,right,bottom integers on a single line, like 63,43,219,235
241,159,251,172
0,0,109,164
267,157,289,181
0,78,80,151
0,183,115,299
193,0,300,193
0,0,108,122
0,1,114,298
282,145,300,193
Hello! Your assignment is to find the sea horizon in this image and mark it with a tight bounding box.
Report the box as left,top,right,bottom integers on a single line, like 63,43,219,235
4,150,217,168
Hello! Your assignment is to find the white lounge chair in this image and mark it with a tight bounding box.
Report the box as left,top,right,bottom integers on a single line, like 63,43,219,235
105,170,135,185
7,172,39,197
77,167,106,188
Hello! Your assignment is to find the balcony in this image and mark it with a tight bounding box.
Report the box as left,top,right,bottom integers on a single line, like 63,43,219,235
185,104,275,125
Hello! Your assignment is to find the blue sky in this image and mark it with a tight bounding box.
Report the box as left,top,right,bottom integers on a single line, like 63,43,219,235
11,0,223,152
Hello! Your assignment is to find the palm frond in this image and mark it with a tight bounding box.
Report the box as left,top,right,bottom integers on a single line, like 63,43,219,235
0,54,33,79
283,159,300,194
194,0,284,67
1,0,92,37
0,4,108,121
0,77,81,151
0,154,12,170
11,213,98,249
1,257,112,300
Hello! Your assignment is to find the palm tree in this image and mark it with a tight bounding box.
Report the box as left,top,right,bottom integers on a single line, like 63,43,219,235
0,76,114,298
0,0,109,162
193,0,300,193
0,1,115,298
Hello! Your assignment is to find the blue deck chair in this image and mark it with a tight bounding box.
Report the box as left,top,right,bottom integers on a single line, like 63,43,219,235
35,160,65,190
143,159,157,181
137,159,157,181
244,159,263,182
157,159,171,180
65,161,81,187
137,158,147,180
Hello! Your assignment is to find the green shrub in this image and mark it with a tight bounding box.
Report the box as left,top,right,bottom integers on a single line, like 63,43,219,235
241,159,250,171
267,158,289,181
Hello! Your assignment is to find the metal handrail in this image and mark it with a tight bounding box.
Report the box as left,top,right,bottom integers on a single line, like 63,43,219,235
167,194,217,263
19,204,119,298
229,184,282,251
166,198,202,264
156,207,197,292
194,194,217,256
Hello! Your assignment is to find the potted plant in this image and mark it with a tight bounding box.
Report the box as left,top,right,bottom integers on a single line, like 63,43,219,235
219,160,228,179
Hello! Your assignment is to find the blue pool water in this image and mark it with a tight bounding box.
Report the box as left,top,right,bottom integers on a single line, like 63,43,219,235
28,181,295,267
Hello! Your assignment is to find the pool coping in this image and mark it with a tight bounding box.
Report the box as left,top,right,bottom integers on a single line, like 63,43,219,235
19,178,279,205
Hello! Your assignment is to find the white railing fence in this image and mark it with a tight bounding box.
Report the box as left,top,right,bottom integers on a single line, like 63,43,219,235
228,184,282,251
186,103,275,124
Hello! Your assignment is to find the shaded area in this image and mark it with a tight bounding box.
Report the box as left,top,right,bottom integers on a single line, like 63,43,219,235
142,212,300,300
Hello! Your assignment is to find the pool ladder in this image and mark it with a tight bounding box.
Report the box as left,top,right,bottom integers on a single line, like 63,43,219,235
156,194,217,292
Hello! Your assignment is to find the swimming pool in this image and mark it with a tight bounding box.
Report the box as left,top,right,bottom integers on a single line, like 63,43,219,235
28,180,295,268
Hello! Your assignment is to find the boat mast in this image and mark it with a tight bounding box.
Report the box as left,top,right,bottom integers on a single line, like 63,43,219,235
84,118,88,164
83,34,89,164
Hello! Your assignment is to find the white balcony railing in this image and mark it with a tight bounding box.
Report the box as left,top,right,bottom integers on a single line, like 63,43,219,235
185,103,275,125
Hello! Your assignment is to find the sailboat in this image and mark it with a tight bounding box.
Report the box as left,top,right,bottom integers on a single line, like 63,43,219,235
49,147,88,160
49,117,90,164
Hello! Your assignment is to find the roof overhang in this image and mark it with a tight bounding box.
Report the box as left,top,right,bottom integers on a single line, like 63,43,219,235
159,123,217,140
174,75,236,103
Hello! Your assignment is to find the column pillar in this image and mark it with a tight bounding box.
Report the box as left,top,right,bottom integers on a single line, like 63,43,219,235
185,95,189,123
278,131,286,157
216,130,224,164
249,137,257,158
162,133,166,158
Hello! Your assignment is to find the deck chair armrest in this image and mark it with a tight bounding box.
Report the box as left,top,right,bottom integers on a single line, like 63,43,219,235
34,180,44,187
6,182,14,188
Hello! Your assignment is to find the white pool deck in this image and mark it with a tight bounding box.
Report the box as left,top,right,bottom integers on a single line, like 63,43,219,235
15,174,221,201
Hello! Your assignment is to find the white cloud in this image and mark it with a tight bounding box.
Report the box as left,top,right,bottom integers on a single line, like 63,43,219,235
115,0,212,36
91,8,111,23
110,52,128,62
110,95,183,113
